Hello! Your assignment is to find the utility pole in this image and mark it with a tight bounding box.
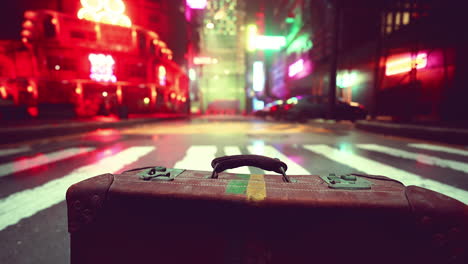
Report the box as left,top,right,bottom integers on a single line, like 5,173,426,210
328,0,341,120
371,4,383,120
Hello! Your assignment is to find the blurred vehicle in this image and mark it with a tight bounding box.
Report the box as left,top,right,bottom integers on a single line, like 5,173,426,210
284,95,367,122
1,9,189,119
255,100,284,120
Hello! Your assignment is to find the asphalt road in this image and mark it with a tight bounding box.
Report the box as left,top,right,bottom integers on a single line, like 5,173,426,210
1,116,468,263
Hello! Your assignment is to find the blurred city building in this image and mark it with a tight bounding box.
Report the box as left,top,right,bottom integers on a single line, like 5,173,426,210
0,0,194,118
0,0,193,67
249,0,467,122
192,0,247,114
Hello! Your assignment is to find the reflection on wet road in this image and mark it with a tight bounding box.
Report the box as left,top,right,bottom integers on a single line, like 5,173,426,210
0,117,467,263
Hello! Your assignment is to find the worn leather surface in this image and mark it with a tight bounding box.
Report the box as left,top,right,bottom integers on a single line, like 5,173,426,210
66,169,468,264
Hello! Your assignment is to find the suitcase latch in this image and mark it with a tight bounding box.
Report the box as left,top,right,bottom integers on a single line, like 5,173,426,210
139,167,184,181
321,174,371,190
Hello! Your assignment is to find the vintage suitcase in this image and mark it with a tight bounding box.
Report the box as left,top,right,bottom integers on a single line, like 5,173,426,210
66,155,468,264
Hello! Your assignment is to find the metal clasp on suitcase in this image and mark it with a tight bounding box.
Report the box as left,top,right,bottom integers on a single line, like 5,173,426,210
320,173,372,190
137,166,185,181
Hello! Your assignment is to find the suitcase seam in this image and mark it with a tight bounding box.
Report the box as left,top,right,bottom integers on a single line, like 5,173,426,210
117,180,402,193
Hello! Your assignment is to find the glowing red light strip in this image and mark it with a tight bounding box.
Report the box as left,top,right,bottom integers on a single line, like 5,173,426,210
385,53,427,76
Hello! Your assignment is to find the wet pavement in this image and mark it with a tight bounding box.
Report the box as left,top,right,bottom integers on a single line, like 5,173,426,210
1,116,467,263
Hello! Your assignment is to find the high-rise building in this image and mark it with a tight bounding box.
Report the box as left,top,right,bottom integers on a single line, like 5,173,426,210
196,0,246,114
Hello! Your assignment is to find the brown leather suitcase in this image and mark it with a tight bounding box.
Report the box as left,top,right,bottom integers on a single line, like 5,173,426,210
66,155,468,264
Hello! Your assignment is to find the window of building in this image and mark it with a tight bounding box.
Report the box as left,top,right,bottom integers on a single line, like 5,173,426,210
47,56,77,71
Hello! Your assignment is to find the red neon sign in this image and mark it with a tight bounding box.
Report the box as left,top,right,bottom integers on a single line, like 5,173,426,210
88,53,117,82
78,0,131,27
158,66,166,86
385,53,427,76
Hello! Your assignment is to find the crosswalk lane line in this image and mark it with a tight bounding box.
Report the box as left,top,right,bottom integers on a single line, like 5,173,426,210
247,145,310,175
357,144,468,174
0,147,31,157
173,146,217,171
0,146,155,231
0,147,95,178
304,144,468,204
408,143,468,156
224,146,250,174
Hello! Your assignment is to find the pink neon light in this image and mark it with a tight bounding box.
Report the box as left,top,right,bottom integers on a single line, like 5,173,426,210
385,53,427,76
288,59,304,77
186,0,207,9
158,66,166,86
89,53,117,82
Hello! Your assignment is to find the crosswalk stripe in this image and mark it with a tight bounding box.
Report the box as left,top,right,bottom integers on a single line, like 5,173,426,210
0,146,155,231
357,144,468,174
173,146,217,171
304,144,468,204
408,143,468,156
224,146,251,174
247,145,310,175
0,147,31,157
0,148,95,178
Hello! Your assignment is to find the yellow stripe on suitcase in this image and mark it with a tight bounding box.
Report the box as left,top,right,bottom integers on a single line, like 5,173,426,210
246,174,266,201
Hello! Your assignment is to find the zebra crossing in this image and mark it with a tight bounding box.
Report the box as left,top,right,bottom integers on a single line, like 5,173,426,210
0,142,468,232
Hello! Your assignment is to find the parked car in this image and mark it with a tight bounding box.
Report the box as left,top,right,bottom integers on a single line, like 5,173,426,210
284,95,367,122
254,100,285,120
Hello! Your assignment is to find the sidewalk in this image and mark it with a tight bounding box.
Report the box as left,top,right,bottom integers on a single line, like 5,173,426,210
355,120,468,144
0,114,188,145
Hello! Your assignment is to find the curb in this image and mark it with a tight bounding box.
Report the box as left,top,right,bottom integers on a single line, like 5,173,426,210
355,120,468,144
0,115,188,145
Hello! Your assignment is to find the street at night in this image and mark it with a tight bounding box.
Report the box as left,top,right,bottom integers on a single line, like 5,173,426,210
1,116,467,263
1,0,468,263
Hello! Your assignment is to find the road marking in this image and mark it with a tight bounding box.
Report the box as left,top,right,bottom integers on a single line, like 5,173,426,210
408,143,468,156
304,144,468,204
357,144,468,174
224,146,250,174
247,145,310,175
246,174,266,201
0,146,155,231
0,148,95,178
174,145,217,171
0,147,31,157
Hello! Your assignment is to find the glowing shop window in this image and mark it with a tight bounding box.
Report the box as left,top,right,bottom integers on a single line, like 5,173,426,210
88,53,117,82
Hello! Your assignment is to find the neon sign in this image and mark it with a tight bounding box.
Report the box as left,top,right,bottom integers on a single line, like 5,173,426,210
78,0,132,27
337,71,358,88
385,53,427,76
253,61,265,92
186,0,207,9
158,66,166,86
246,24,258,52
288,59,304,77
88,53,117,82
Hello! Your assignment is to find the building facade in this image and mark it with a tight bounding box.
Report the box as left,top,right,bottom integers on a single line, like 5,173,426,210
195,0,247,114
266,0,467,122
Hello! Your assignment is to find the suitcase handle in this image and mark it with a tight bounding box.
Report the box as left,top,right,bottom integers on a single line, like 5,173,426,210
210,155,291,182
